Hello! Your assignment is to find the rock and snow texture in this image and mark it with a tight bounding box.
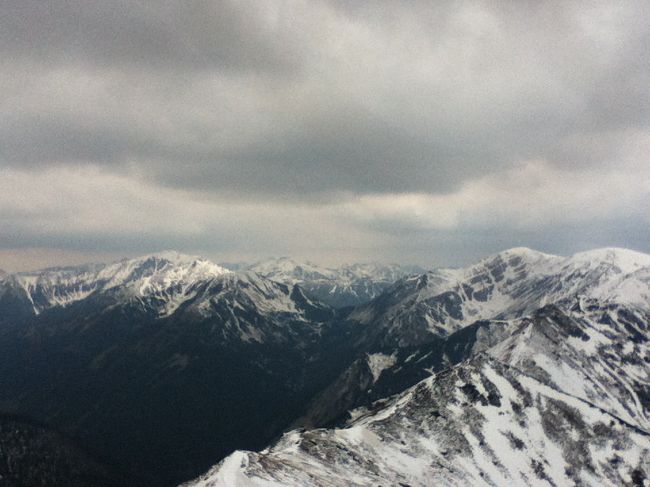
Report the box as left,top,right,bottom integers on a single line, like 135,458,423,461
188,360,650,487
184,248,650,487
365,352,397,383
184,307,650,487
350,246,650,348
0,253,418,318
241,257,423,307
0,251,231,315
0,253,339,345
0,254,346,485
2,247,650,485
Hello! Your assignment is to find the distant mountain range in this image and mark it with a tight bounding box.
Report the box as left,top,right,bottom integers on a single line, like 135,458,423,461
223,257,425,307
0,252,351,484
0,248,648,486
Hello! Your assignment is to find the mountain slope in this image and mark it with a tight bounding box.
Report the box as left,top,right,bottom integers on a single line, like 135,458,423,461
188,358,650,487
243,258,423,307
186,248,650,486
2,247,649,486
293,248,650,429
0,413,131,487
350,247,650,348
186,304,650,486
0,254,355,486
1,251,231,316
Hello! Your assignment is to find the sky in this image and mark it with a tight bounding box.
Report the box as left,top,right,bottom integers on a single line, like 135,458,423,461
0,0,649,271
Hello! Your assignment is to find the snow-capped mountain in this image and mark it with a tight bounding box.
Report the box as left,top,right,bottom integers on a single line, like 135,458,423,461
185,247,650,487
185,304,650,487
0,252,354,485
1,247,649,486
295,247,650,429
0,251,231,316
350,247,650,348
240,257,424,307
0,252,345,349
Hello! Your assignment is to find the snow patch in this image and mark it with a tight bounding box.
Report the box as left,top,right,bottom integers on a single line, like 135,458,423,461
366,352,397,383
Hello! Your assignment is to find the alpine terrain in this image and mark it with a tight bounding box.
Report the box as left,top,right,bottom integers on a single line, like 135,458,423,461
0,248,648,486
0,252,357,484
230,257,424,308
184,248,650,487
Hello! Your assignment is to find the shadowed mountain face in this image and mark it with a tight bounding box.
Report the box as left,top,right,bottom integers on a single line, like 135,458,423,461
0,248,649,486
186,305,650,487
237,258,424,308
184,248,650,487
0,413,129,487
0,254,358,485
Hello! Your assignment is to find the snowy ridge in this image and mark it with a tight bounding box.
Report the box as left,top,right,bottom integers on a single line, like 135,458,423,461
185,305,650,486
0,252,230,315
242,258,423,307
350,247,650,347
0,253,337,346
0,255,343,485
486,304,650,430
245,257,337,283
179,272,332,339
184,247,650,487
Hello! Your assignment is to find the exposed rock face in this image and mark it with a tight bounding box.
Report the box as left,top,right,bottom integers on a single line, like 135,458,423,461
0,254,353,486
1,247,649,486
242,257,424,308
186,306,650,486
184,248,650,487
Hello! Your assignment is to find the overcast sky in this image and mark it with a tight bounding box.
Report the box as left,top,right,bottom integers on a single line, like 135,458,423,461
0,0,649,270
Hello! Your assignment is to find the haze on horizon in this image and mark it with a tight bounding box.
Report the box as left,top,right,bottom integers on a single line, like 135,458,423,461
0,1,648,272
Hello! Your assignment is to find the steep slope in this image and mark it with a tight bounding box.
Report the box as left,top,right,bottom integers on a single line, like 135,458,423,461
187,304,650,486
0,413,130,487
296,248,650,430
2,248,648,486
244,258,423,307
295,301,650,430
350,247,650,348
0,254,354,486
2,251,231,316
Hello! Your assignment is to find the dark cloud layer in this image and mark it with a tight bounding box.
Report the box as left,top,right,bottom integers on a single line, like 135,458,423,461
0,1,301,72
0,0,648,266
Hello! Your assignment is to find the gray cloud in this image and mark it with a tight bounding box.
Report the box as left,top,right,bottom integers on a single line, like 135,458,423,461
0,0,301,73
0,0,648,266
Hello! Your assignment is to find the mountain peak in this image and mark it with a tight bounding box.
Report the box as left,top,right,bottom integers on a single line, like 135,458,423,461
567,247,650,273
128,250,205,265
462,247,564,280
2,252,232,315
483,247,561,264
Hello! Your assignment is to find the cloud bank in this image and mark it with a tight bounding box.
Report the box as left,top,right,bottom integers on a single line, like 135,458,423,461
0,0,648,269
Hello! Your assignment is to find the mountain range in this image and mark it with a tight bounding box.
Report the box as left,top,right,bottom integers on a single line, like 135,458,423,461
0,247,648,486
223,257,424,308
